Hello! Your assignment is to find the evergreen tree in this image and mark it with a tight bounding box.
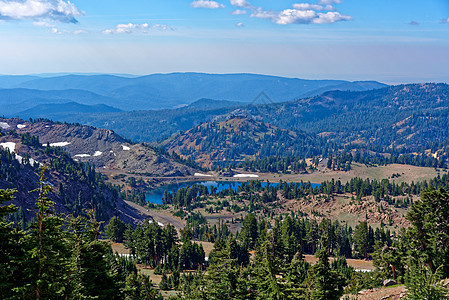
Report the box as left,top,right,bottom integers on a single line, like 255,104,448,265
0,189,26,299
202,239,254,300
308,249,345,300
70,209,122,299
406,188,449,276
239,213,258,250
405,262,447,300
105,216,126,243
124,273,162,300
353,221,370,259
20,168,73,299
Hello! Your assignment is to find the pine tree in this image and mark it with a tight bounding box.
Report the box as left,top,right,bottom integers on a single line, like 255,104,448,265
124,273,162,300
105,216,126,242
406,188,449,276
70,209,122,299
239,213,258,250
405,261,447,300
353,221,370,259
309,249,345,300
202,241,251,299
20,168,73,299
0,189,26,299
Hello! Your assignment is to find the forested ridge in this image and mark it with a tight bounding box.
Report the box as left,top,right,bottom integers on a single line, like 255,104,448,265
246,83,449,166
162,116,335,168
35,83,449,163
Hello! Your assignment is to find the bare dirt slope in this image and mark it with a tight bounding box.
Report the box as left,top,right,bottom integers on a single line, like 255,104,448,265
344,285,407,300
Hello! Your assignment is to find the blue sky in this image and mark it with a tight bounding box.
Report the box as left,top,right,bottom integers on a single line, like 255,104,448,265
0,0,448,83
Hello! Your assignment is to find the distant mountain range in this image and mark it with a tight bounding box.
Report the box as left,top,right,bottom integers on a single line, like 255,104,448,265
0,73,387,113
0,88,118,116
19,102,122,118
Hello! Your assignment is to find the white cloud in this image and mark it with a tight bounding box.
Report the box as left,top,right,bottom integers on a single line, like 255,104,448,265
73,29,87,34
247,1,350,25
102,23,173,35
318,0,342,4
312,11,351,24
236,22,244,27
232,9,247,15
250,7,277,20
0,0,82,23
443,17,449,24
292,3,334,11
50,27,61,34
275,9,317,25
33,20,53,27
155,24,174,31
190,0,225,9
230,0,251,8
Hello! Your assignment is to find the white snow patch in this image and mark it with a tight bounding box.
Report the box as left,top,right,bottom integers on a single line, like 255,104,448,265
45,125,50,128
17,124,26,129
16,155,42,166
195,173,213,177
1,142,41,166
93,151,103,157
0,142,16,152
233,174,259,178
74,154,90,158
30,158,41,166
122,145,130,151
0,122,10,129
117,253,131,258
44,142,71,147
148,220,164,227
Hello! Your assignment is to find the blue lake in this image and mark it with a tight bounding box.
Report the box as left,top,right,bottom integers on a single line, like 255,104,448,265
145,180,319,205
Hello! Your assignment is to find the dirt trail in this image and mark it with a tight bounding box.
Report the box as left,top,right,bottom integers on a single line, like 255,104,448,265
125,201,185,231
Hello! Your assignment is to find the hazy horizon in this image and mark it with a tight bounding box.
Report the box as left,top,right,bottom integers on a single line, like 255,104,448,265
0,0,448,84
0,71,447,86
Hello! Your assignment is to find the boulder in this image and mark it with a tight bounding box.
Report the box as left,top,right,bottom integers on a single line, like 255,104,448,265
383,279,397,287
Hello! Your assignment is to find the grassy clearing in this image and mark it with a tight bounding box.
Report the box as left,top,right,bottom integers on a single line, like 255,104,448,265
248,163,445,184
303,255,374,271
110,242,130,255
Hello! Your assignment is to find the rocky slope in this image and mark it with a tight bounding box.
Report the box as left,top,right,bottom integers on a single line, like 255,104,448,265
0,131,150,225
0,118,194,176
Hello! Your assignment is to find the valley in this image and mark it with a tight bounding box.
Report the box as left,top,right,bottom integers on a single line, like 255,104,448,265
2,78,449,300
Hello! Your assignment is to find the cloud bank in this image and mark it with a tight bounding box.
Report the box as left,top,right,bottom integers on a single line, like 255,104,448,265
0,0,82,23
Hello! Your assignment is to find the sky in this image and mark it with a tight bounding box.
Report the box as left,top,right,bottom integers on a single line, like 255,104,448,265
0,0,449,83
